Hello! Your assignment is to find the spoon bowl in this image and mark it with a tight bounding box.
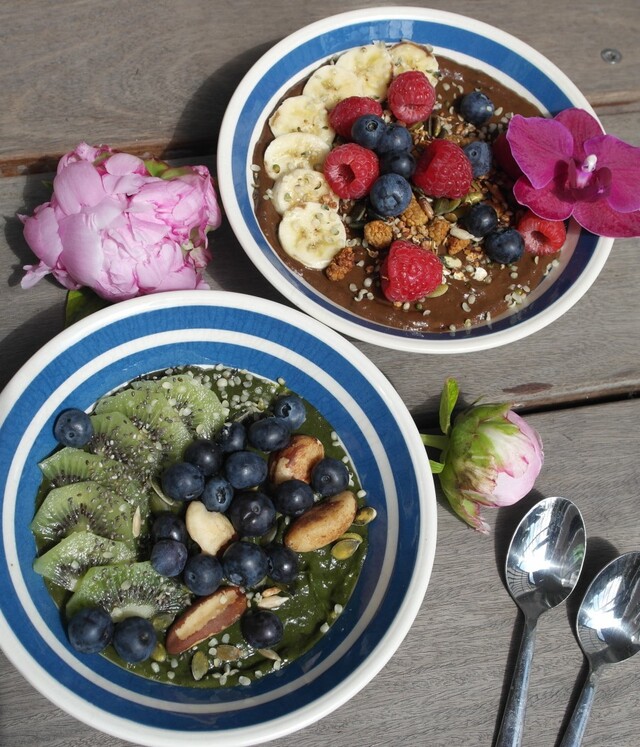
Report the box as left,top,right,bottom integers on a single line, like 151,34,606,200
496,497,586,747
559,551,640,747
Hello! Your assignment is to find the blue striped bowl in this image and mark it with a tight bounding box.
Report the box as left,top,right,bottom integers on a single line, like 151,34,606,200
218,7,612,353
0,291,436,745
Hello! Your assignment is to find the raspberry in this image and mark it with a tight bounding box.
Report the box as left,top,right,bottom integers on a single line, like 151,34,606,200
329,96,384,139
412,139,473,199
380,240,443,302
323,143,379,199
516,211,567,255
387,71,436,125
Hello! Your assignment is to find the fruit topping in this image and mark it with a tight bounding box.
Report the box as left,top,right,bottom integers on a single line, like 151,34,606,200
271,393,307,430
379,150,416,179
151,512,188,545
161,461,205,502
226,491,277,537
351,114,387,149
53,408,93,447
377,122,413,154
265,544,299,584
182,554,223,597
329,96,384,139
216,421,247,453
222,541,269,588
387,70,436,125
459,90,495,126
201,474,234,512
461,203,499,238
463,140,493,178
272,478,315,516
483,227,525,264
67,606,114,654
379,240,443,303
311,456,350,497
323,143,380,199
412,139,473,199
516,211,567,255
224,449,268,489
112,616,157,663
150,538,188,578
241,609,284,649
183,438,222,476
247,416,291,452
369,173,413,217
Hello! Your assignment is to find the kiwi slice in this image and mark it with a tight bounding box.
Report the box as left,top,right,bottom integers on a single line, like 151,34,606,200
33,530,136,591
66,561,191,623
30,481,142,545
132,373,227,439
93,387,192,465
38,447,150,510
87,411,162,478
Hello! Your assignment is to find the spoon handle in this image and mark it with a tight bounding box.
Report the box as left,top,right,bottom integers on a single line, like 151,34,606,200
495,618,538,747
559,665,598,747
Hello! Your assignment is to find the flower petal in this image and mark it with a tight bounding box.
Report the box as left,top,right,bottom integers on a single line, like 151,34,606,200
22,203,64,267
572,199,640,238
53,161,107,213
554,108,603,161
513,176,575,220
507,115,574,188
57,213,104,286
585,134,640,213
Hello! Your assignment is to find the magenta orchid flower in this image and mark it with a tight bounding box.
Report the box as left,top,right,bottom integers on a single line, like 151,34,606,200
506,108,640,238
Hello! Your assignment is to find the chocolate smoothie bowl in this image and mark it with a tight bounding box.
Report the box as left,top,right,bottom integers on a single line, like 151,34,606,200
218,9,611,352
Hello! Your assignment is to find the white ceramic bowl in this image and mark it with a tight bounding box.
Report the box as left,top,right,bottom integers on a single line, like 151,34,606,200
218,7,612,353
0,290,436,746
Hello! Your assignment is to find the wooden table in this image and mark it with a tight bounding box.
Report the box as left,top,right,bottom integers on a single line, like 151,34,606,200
1,1,639,745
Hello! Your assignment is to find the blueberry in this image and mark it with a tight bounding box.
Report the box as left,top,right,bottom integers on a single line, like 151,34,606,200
272,394,307,431
351,114,386,150
227,491,276,537
183,553,223,596
150,539,188,577
368,173,413,217
216,422,247,453
53,408,93,447
463,140,493,177
67,606,113,654
240,610,284,649
273,479,314,516
311,457,350,497
484,227,525,264
379,150,416,179
161,462,205,502
224,450,268,489
461,203,498,238
247,417,291,452
201,474,234,512
151,512,188,544
183,438,222,476
376,123,413,154
265,544,299,584
459,91,495,126
223,541,269,587
112,616,156,663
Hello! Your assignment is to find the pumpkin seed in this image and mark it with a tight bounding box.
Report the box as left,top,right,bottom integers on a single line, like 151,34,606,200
191,650,209,681
354,506,377,525
331,535,363,560
151,642,167,662
216,644,242,661
258,648,281,661
425,283,449,298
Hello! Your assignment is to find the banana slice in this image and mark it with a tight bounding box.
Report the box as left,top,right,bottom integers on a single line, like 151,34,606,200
271,168,339,215
390,42,440,86
302,65,364,110
268,94,336,145
278,202,346,269
263,132,331,180
335,42,393,101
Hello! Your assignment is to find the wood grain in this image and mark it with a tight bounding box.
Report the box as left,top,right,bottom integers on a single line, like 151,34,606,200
2,399,639,747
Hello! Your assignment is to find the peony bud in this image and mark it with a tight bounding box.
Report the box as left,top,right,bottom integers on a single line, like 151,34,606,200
422,379,543,533
19,143,222,302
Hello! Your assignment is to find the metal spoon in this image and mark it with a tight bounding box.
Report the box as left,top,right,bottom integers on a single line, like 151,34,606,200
495,497,586,747
559,551,640,747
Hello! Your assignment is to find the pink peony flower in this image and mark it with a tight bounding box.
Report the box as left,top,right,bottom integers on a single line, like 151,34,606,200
20,143,222,301
422,379,544,534
506,108,640,238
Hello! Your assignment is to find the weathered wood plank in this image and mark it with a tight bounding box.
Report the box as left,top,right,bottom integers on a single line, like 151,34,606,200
2,398,639,746
0,0,638,173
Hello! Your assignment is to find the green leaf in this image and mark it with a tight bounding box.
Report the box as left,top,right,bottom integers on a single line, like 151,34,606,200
429,459,445,474
64,288,110,327
143,158,170,177
439,377,459,436
420,433,449,450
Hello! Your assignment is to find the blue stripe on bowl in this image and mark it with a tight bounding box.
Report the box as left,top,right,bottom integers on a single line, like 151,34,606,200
0,301,422,731
229,18,601,343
